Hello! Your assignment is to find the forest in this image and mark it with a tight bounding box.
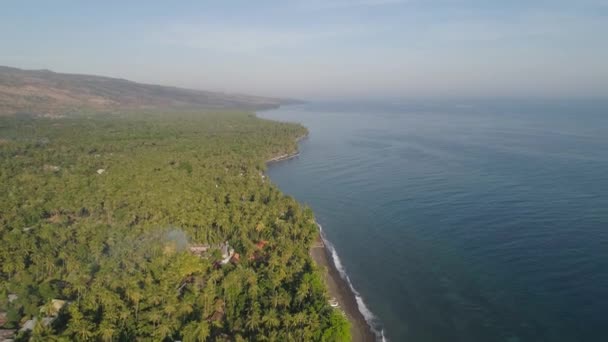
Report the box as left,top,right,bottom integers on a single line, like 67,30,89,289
0,111,350,341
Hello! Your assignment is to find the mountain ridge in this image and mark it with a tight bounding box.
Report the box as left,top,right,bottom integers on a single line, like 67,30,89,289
0,66,300,116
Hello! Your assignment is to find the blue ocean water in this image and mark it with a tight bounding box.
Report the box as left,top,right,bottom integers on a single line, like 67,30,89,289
258,100,608,342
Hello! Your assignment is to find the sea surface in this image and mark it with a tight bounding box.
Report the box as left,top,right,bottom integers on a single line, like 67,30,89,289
258,100,608,342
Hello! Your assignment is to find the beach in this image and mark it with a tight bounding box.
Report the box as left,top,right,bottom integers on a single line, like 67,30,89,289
310,236,377,342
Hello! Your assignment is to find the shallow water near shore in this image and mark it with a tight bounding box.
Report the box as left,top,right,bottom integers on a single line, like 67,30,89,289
259,100,608,342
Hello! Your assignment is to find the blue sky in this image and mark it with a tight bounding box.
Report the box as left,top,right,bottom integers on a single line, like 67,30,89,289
1,0,607,99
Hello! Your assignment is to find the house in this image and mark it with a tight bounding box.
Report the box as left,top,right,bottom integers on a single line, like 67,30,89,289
20,318,37,332
208,310,224,322
207,299,225,322
188,245,210,256
220,242,235,265
0,329,15,341
220,244,228,258
230,253,240,264
43,164,60,172
39,299,67,317
249,240,269,261
41,317,55,327
7,294,17,303
255,240,269,249
20,312,61,333
189,242,235,265
96,169,105,175
18,299,70,333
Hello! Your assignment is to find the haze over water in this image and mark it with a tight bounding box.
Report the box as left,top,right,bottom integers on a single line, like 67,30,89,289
259,100,608,342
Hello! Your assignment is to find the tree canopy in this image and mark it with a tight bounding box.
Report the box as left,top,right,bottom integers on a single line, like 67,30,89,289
0,111,350,341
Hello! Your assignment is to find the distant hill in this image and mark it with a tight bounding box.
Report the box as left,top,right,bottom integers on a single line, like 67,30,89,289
0,66,298,116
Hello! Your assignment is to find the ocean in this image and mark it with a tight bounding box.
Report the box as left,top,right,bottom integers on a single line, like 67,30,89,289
258,100,608,342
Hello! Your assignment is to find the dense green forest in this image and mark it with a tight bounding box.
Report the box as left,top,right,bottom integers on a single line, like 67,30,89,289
0,111,350,341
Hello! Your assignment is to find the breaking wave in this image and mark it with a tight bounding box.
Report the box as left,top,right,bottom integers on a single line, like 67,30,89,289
317,223,388,341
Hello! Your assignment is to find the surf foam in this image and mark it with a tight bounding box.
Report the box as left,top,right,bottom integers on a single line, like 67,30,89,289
317,223,388,341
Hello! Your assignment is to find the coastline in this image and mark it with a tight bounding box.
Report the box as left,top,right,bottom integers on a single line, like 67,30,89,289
266,151,300,164
264,130,379,342
265,134,308,164
310,234,378,342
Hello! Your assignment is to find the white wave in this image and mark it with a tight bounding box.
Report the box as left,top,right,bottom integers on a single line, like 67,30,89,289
316,223,388,341
381,329,388,342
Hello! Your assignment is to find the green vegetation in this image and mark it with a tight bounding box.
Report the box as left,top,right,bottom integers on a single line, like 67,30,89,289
0,111,350,341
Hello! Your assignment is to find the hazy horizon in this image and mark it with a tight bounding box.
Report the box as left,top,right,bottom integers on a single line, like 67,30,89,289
2,0,607,100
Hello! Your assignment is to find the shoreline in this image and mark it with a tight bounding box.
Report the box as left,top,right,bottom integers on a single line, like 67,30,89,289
265,134,308,164
264,130,380,341
310,233,378,342
266,151,300,164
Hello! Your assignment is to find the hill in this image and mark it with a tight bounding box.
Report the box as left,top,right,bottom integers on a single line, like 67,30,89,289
0,66,296,116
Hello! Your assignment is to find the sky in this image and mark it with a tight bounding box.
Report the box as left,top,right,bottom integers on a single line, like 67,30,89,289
1,0,607,100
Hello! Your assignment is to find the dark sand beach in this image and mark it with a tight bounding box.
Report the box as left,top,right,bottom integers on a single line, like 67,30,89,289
310,236,377,342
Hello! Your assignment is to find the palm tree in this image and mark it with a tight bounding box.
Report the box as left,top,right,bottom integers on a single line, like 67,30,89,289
197,321,210,341
72,321,95,341
293,312,307,327
98,321,116,342
125,288,142,320
31,321,58,342
154,323,172,341
296,282,310,304
245,311,261,332
262,310,280,330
